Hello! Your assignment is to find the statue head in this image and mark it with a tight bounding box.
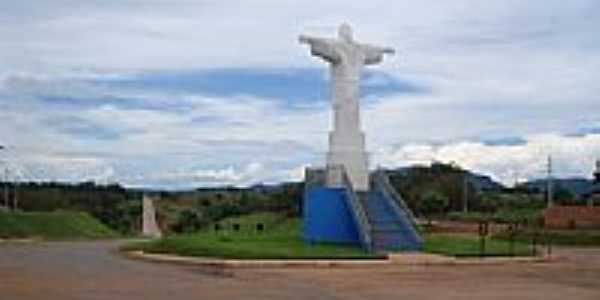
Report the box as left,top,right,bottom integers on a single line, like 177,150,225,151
338,23,353,43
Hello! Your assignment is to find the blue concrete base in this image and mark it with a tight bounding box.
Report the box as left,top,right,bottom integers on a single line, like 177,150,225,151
303,187,360,245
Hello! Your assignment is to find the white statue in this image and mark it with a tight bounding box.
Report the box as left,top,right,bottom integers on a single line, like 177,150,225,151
299,24,394,191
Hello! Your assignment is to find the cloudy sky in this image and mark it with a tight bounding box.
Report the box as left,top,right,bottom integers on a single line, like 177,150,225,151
1,0,599,189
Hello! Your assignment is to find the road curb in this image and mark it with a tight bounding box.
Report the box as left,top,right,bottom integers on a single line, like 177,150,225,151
124,250,556,269
0,238,38,244
124,251,391,268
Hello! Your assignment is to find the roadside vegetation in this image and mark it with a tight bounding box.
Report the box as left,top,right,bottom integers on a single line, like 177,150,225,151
425,233,531,257
446,209,543,224
493,229,600,247
0,212,116,240
5,162,598,252
4,181,303,236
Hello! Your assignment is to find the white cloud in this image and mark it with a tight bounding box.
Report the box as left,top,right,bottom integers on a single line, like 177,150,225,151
374,133,600,186
5,1,599,70
1,1,600,188
0,84,328,188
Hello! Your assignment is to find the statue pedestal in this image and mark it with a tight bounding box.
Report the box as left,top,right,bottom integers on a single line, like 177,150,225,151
326,130,369,191
303,187,361,244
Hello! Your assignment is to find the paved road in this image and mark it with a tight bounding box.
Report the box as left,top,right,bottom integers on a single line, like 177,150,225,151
1,241,599,300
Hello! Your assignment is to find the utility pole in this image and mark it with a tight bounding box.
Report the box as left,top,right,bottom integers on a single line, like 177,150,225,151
3,168,8,210
547,155,554,208
590,159,600,207
13,174,18,211
1,145,9,211
462,174,469,213
594,159,600,183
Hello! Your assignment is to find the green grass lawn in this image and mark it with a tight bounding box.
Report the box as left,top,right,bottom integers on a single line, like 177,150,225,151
125,212,535,259
126,232,381,259
425,233,531,257
216,212,294,232
126,213,381,259
0,212,117,240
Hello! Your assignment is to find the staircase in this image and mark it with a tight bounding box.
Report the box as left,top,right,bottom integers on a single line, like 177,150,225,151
356,171,423,252
307,166,422,253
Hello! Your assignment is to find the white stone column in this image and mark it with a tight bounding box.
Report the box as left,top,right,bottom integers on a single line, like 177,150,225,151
142,194,162,239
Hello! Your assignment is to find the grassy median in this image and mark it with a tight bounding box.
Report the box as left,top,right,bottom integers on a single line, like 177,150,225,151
126,214,381,259
125,213,534,259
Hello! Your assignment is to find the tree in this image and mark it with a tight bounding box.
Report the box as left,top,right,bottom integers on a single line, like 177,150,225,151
174,209,207,233
418,190,449,225
554,187,576,205
478,193,501,213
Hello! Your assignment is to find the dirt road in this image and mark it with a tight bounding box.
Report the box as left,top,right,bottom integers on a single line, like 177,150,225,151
1,241,599,300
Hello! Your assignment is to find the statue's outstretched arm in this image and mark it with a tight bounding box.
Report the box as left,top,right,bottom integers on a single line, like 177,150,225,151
363,44,395,65
299,35,340,63
299,34,318,45
379,47,395,55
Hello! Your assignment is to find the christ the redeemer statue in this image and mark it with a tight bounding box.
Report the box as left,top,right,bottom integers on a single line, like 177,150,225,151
299,23,394,191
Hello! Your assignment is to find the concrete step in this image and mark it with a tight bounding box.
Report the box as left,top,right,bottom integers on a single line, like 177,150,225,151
352,178,423,252
371,222,405,231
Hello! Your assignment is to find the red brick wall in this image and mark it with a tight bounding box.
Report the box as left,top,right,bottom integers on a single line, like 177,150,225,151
544,206,600,229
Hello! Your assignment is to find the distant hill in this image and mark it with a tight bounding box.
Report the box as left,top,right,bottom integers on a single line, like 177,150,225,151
518,178,595,195
384,163,506,212
388,165,504,192
467,173,505,191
